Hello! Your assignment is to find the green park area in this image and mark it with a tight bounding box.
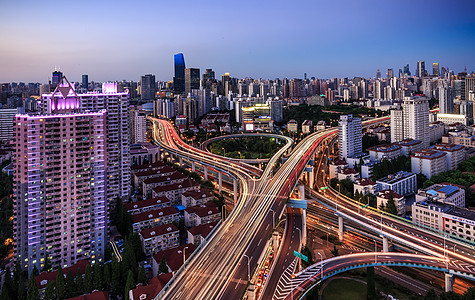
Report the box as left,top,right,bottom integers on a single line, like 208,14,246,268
321,278,367,300
207,136,284,159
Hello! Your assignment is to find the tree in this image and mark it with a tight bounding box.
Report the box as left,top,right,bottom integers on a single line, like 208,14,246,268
367,266,377,300
111,259,122,296
103,263,111,290
27,273,40,300
158,255,168,274
65,270,76,298
386,192,398,215
330,245,339,257
124,270,136,300
44,281,56,300
424,289,438,300
463,287,475,300
75,269,84,297
93,264,102,291
32,265,39,277
137,265,148,285
1,267,15,300
55,266,66,300
84,264,93,293
17,275,26,300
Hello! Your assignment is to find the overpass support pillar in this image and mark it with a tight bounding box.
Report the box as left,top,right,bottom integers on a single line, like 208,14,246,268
192,161,195,172
204,167,208,181
382,236,389,252
298,184,305,200
179,157,183,167
218,172,222,194
259,163,262,169
302,208,307,247
338,216,344,242
309,167,314,189
233,179,238,203
445,273,454,292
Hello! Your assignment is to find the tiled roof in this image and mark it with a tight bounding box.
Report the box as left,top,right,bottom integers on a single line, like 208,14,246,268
378,189,403,199
143,172,187,185
188,221,219,237
36,260,90,289
130,273,173,300
66,291,109,300
185,203,220,218
124,196,171,211
153,244,197,272
355,178,377,186
152,179,199,194
182,188,214,200
132,207,179,224
140,223,179,240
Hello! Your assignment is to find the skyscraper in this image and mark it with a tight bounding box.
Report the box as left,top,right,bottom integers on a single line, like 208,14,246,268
338,114,362,160
376,69,381,79
432,63,440,77
387,69,394,79
391,97,429,147
403,64,411,77
203,69,215,81
438,86,453,114
140,74,156,100
82,74,88,89
185,68,200,94
51,70,63,88
417,61,426,77
14,108,107,272
173,53,186,94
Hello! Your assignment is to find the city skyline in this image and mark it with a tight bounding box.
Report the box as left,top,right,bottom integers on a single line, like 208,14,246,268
1,0,475,82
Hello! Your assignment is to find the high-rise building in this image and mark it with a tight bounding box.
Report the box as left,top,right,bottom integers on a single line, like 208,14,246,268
129,109,147,144
338,114,362,160
373,80,383,99
391,97,429,147
438,86,453,114
0,107,24,141
82,74,88,89
185,68,200,94
14,109,107,273
140,74,156,100
417,61,426,77
403,64,411,76
41,81,131,207
222,73,231,96
51,70,63,88
268,99,283,123
433,63,440,77
387,69,394,79
466,77,475,104
173,53,186,94
376,69,381,79
194,88,213,117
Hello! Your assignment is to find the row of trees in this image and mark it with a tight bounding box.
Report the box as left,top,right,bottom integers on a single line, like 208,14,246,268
208,136,282,159
371,155,411,181
423,168,475,207
0,160,13,262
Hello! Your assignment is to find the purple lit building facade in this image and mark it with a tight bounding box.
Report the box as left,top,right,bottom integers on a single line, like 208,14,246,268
13,110,107,272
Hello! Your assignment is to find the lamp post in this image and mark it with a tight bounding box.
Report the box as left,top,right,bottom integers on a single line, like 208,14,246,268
183,246,189,266
243,254,250,281
374,240,377,264
222,147,225,157
317,252,323,281
270,208,275,228
296,227,302,268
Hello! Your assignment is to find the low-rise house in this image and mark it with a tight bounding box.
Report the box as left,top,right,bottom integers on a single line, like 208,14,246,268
132,207,180,232
152,179,200,205
142,171,188,198
375,171,416,196
181,188,214,207
395,139,423,156
353,178,378,196
302,120,313,134
139,223,180,256
430,143,465,170
129,273,173,300
377,189,405,215
415,184,465,208
124,196,171,215
187,221,219,246
411,149,447,179
184,202,221,227
329,159,348,179
337,168,360,182
287,119,298,132
36,260,90,290
367,143,402,163
152,244,197,276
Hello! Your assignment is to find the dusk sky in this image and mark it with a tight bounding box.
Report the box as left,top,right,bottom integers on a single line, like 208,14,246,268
1,0,475,83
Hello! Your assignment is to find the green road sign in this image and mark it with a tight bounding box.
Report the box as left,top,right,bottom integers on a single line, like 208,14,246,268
293,250,308,262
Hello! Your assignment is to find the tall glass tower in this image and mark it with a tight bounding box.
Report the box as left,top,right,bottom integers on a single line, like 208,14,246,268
174,53,186,94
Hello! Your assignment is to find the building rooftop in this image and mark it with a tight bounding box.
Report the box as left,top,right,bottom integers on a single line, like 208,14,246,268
188,221,219,237
134,166,175,178
355,178,377,186
152,179,199,194
378,189,403,199
131,161,167,171
66,291,109,300
129,273,173,300
142,172,187,185
367,143,402,153
182,188,214,200
153,244,197,272
140,223,179,240
185,202,220,218
376,171,415,184
396,139,422,147
340,168,359,175
330,159,348,166
431,143,465,152
36,260,90,289
124,196,171,211
411,149,447,160
446,207,475,222
132,207,179,224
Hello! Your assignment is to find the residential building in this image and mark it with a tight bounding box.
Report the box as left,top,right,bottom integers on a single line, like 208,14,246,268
36,260,90,290
181,188,214,207
315,120,326,131
184,202,221,227
353,178,378,196
129,109,148,144
139,223,180,256
376,171,417,196
429,122,445,143
287,119,298,132
0,108,24,141
329,159,348,179
152,244,196,275
442,131,475,148
411,149,447,178
129,273,173,300
438,86,453,114
377,190,405,215
187,221,219,246
436,114,469,126
124,196,172,215
133,165,175,190
130,142,161,166
395,139,423,156
141,74,156,100
390,97,430,148
338,114,362,160
185,68,200,94
337,168,360,182
132,206,180,232
416,184,465,208
14,111,107,272
367,143,402,163
151,179,200,204
430,143,465,170
302,120,313,134
142,171,188,199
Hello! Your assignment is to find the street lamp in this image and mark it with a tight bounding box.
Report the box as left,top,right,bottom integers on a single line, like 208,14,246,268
270,208,275,228
317,252,323,281
243,254,251,281
183,246,189,266
373,240,377,264
238,151,242,159
222,147,225,157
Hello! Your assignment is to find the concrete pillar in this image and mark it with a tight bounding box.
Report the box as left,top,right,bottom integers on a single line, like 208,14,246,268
218,172,222,194
338,216,344,242
179,157,183,167
259,163,262,169
204,167,208,180
445,273,454,292
192,161,195,172
309,167,314,189
298,184,305,200
382,236,389,252
272,232,280,253
302,209,307,247
233,179,238,203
